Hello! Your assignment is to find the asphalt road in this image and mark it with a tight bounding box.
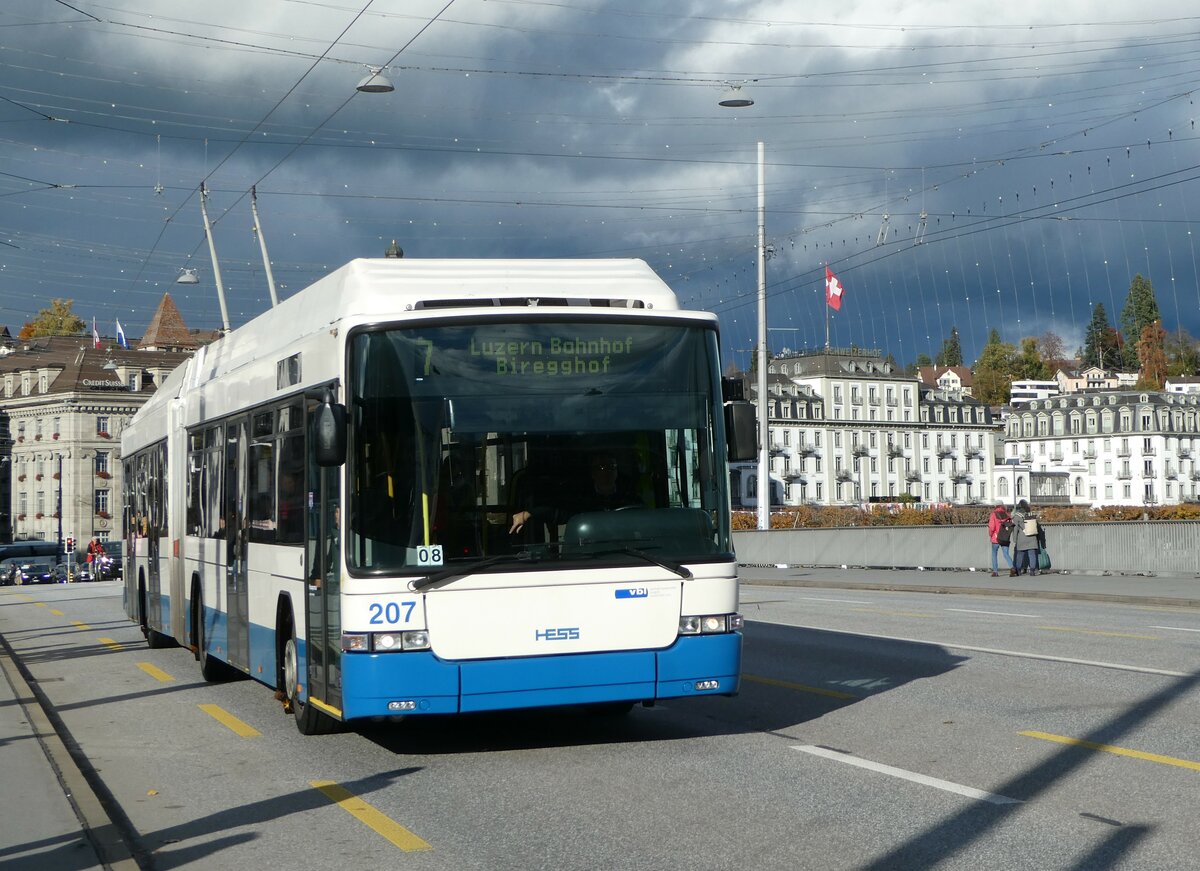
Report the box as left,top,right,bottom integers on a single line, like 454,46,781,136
2,580,1198,870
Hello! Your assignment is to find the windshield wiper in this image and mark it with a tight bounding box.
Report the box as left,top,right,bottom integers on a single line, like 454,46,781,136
583,547,693,580
412,551,541,591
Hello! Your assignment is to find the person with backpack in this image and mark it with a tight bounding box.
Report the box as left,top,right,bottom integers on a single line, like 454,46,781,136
1010,499,1043,576
987,504,1015,577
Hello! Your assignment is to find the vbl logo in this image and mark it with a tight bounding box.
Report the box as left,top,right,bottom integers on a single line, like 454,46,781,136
535,627,580,641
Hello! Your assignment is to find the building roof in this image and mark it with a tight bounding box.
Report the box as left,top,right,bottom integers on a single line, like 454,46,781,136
772,348,908,380
139,293,216,351
0,336,187,400
918,365,973,388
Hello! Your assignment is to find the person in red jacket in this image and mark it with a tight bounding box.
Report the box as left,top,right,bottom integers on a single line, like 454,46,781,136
987,504,1015,577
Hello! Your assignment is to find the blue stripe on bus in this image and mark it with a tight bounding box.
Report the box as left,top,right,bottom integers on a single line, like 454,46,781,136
193,613,741,720
337,633,742,720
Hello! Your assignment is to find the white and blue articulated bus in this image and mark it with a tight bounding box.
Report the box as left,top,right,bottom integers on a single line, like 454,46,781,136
122,258,755,733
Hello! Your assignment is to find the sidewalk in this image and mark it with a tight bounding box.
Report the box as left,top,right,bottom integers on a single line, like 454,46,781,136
739,564,1200,608
0,641,136,871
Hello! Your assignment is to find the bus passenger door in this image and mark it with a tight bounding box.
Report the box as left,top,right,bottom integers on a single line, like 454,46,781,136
225,419,250,671
304,403,342,711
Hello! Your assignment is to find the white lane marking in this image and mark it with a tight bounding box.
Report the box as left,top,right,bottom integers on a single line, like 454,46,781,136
946,608,1040,618
795,596,874,605
1150,625,1200,634
757,620,1188,677
793,745,1021,806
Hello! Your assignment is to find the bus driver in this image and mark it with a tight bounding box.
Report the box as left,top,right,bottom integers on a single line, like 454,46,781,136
510,452,636,535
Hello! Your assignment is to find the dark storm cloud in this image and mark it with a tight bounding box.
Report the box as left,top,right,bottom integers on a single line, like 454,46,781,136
3,0,1199,367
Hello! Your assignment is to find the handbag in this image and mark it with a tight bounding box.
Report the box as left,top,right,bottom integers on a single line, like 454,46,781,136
1037,548,1051,571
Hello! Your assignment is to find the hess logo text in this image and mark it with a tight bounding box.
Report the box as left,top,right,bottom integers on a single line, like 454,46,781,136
535,627,580,641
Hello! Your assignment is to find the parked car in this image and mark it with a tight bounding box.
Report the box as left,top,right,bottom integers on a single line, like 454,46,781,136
19,563,55,585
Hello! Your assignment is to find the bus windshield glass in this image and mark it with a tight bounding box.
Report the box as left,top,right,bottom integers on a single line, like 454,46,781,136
347,318,731,574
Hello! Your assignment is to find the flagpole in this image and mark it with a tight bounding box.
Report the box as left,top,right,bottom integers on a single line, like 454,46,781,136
825,288,830,350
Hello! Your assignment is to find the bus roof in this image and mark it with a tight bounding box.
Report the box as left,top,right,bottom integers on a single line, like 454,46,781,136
123,258,702,451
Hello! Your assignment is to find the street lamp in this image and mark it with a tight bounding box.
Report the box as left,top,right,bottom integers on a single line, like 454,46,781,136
356,67,395,94
717,92,766,527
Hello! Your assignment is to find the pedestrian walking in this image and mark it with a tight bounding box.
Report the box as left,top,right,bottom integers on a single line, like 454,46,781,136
1010,499,1041,576
987,504,1015,576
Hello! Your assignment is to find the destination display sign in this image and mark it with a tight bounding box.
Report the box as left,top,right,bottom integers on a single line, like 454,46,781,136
469,334,636,376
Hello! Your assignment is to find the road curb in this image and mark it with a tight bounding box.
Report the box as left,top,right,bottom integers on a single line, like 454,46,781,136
0,635,143,871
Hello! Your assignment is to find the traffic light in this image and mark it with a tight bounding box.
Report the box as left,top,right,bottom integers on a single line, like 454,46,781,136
66,536,74,551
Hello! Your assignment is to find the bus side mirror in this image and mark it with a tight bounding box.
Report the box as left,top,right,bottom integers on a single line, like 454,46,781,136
725,401,756,462
314,395,347,467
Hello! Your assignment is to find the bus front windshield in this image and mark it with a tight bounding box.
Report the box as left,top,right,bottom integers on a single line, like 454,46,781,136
347,318,732,575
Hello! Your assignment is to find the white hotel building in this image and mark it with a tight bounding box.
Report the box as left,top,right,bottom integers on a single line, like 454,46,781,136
1000,391,1200,506
733,349,998,507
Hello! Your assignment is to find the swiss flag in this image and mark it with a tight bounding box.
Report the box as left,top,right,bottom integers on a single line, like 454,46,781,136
825,266,845,311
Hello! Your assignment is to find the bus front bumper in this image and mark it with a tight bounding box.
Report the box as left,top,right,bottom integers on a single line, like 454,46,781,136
335,632,741,720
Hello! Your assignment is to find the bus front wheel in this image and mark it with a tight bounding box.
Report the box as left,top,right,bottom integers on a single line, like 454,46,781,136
283,628,340,736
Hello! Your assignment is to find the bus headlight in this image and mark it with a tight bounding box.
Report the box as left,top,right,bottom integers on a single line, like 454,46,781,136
342,632,369,651
374,632,403,651
678,614,743,636
369,631,431,652
401,630,430,651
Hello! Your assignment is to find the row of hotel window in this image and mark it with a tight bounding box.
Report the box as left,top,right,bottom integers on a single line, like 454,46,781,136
11,453,113,475
14,489,111,517
1010,410,1200,436
1007,438,1197,457
4,373,139,395
14,416,119,440
772,430,990,451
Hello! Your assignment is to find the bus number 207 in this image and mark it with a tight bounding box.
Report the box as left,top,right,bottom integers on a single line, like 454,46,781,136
368,601,417,625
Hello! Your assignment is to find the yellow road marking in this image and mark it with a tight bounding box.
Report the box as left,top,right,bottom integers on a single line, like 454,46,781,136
34,602,47,608
50,609,64,616
98,637,124,651
71,619,91,630
137,662,174,682
1038,625,1158,640
198,704,261,737
851,607,932,619
743,673,858,700
1021,730,1200,772
310,780,432,852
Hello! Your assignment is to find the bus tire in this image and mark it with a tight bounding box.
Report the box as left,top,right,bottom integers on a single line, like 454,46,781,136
283,625,340,736
139,580,174,649
194,591,231,683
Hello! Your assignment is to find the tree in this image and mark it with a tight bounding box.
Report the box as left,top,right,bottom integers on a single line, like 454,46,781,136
1165,329,1200,377
1036,331,1068,373
972,333,1019,405
1136,319,1168,389
1081,303,1122,369
1017,336,1050,380
914,352,933,369
935,326,963,367
20,298,85,338
1120,274,1160,370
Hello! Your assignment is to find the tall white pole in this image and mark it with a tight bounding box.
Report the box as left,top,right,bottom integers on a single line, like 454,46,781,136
250,186,279,308
756,141,770,531
199,182,231,332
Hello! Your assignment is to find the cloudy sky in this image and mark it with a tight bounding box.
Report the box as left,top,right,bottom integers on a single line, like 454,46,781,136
3,0,1200,367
